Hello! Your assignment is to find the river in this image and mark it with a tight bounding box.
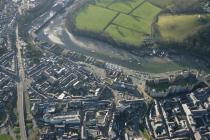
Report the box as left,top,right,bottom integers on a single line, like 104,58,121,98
36,1,209,73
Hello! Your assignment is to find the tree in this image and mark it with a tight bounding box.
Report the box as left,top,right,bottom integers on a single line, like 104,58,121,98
29,128,40,140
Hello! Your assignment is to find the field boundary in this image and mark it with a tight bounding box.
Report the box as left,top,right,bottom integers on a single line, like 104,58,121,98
111,23,147,35
102,12,120,32
94,3,129,15
128,0,146,15
68,0,165,49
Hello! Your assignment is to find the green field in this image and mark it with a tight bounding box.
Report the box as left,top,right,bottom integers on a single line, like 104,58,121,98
148,0,173,8
0,134,13,140
95,0,113,7
75,5,117,33
132,2,161,23
157,14,210,42
104,24,145,46
112,13,151,34
73,0,162,47
108,0,144,13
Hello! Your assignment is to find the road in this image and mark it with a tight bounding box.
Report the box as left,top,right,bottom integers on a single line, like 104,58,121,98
137,85,152,103
16,25,27,140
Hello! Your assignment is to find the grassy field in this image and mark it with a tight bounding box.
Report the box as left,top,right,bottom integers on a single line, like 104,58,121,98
73,0,162,47
104,24,145,46
108,0,144,13
148,0,173,8
75,5,117,33
0,134,13,140
112,13,151,33
157,14,210,42
132,2,161,23
95,0,113,7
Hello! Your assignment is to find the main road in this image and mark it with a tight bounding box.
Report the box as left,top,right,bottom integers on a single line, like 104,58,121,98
16,25,27,140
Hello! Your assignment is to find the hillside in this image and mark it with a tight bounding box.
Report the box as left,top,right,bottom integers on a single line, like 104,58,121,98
156,14,210,42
